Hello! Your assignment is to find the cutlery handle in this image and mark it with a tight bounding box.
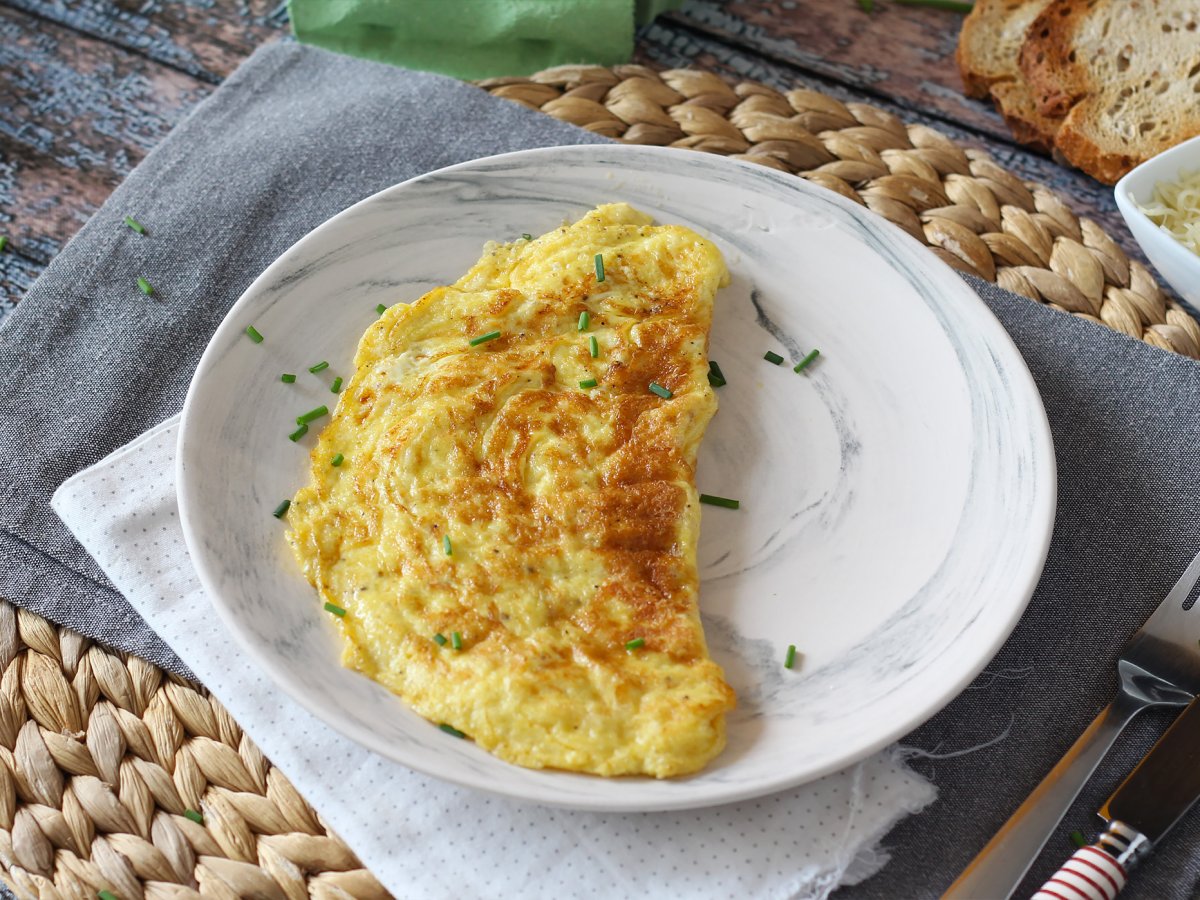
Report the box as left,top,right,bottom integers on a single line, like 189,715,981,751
1031,845,1126,900
942,694,1142,899
1032,821,1149,900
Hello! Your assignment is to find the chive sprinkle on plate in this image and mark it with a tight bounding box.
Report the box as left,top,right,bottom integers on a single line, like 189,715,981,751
589,335,599,358
98,891,119,900
649,381,672,399
708,360,727,387
440,723,467,738
330,376,343,393
522,233,533,241
784,644,798,670
376,303,387,315
469,329,502,347
324,602,347,617
763,350,784,365
594,253,605,282
794,349,820,374
625,637,645,651
451,631,463,650
137,277,155,297
331,453,344,467
699,493,740,510
433,633,448,646
443,534,453,556
1070,830,1086,848
578,310,590,331
0,236,7,252
183,808,204,825
288,424,308,442
272,499,291,519
281,373,296,383
308,360,329,373
579,378,598,389
296,405,328,425
123,215,147,235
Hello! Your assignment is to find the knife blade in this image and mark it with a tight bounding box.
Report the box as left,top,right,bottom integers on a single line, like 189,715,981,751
1033,695,1200,900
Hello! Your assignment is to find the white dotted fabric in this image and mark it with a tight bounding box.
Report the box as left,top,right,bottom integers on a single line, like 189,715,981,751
50,416,936,900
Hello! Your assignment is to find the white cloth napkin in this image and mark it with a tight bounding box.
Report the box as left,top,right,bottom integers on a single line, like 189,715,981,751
51,416,936,900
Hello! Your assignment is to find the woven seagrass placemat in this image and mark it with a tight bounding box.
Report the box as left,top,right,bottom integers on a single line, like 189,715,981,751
2,65,1196,900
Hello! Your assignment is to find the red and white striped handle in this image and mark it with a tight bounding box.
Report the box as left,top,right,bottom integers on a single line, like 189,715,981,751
1034,821,1148,900
1032,845,1127,900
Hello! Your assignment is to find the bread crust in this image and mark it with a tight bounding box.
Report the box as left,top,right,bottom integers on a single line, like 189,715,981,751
1017,0,1091,118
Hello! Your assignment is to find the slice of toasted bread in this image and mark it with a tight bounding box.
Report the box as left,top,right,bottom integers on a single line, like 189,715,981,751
957,0,1054,98
1020,0,1200,183
989,81,1061,153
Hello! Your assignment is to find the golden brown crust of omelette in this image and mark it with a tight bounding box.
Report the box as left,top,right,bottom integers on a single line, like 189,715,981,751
286,203,734,777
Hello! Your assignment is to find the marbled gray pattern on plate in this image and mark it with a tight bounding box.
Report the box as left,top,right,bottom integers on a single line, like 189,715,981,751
177,145,1055,811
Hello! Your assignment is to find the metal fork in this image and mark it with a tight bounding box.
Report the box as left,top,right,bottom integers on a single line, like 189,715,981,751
944,547,1200,899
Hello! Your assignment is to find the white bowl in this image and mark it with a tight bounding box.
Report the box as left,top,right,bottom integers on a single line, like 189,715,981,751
1114,134,1200,307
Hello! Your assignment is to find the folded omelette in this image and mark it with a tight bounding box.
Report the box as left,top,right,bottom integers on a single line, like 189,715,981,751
286,203,735,777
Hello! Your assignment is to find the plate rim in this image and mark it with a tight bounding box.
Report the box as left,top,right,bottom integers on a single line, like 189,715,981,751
177,143,1056,811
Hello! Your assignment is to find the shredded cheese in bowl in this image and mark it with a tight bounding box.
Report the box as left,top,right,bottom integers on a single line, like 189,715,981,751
1138,168,1200,257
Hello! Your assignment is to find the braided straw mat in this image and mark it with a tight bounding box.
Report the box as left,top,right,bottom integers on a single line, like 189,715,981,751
3,65,1200,900
480,65,1200,360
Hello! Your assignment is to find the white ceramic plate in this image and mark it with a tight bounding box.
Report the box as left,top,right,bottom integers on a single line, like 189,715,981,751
178,145,1055,812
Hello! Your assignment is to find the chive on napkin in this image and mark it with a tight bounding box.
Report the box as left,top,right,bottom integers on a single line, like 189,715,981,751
288,0,683,79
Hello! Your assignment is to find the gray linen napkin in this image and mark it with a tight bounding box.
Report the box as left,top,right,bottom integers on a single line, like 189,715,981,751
2,40,1199,896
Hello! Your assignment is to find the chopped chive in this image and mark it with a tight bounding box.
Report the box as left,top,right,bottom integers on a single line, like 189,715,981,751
98,892,119,900
444,534,453,556
281,373,297,383
123,215,147,235
594,253,605,282
1070,830,1086,848
708,360,727,387
784,644,797,670
625,638,645,651
324,602,346,617
440,723,467,738
649,382,672,399
137,277,155,297
331,453,344,467
469,330,502,346
433,633,448,646
0,236,7,252
330,376,343,393
794,349,820,374
471,330,503,346
579,378,598,389
578,310,590,331
272,499,291,519
763,350,784,365
308,360,329,373
296,405,328,425
451,631,463,650
589,335,599,358
376,303,387,315
523,233,533,241
699,493,740,510
288,424,308,442
244,325,265,343
183,808,204,825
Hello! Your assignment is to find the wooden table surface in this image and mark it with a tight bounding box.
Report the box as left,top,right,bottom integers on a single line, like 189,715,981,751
0,0,1125,319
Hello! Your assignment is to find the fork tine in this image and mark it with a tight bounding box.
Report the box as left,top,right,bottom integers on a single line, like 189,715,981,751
1163,547,1200,610
1141,546,1200,639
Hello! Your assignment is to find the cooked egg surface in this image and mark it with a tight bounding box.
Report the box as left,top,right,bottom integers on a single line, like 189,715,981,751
286,203,735,777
